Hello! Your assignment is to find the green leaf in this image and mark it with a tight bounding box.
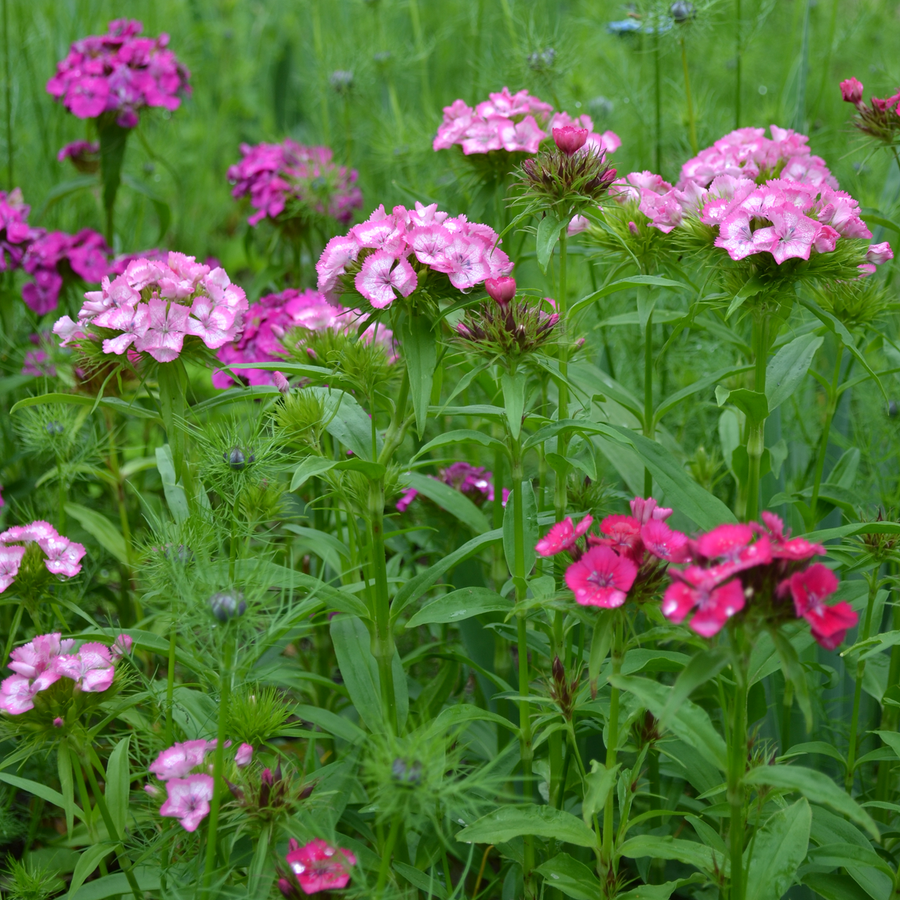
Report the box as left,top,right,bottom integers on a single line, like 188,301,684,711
401,315,438,438
536,210,563,273
582,760,620,823
393,863,448,900
503,480,537,577
71,868,160,900
806,842,894,877
457,804,597,848
66,844,117,900
405,587,510,628
618,835,724,875
636,284,655,332
98,119,130,223
283,525,350,572
588,613,614,689
10,392,160,422
801,873,873,900
569,275,685,317
654,364,753,426
306,386,381,460
610,674,727,771
604,426,737,529
293,704,366,743
290,456,385,492
535,853,603,900
772,630,813,731
0,772,85,820
716,386,768,423
430,704,519,736
330,616,384,733
725,276,764,319
744,799,811,900
501,371,527,440
743,765,879,839
57,742,76,836
659,649,729,729
766,333,824,412
63,503,128,566
104,736,131,838
121,174,171,244
155,445,189,524
617,881,693,900
405,472,490,534
411,429,505,462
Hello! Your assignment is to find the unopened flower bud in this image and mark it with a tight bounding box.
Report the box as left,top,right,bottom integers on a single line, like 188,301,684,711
225,446,255,470
840,77,864,105
278,878,295,899
866,241,893,265
274,371,291,394
299,781,315,800
270,324,285,339
391,757,423,785
552,126,589,156
628,221,639,236
670,1,695,22
484,276,517,305
552,655,565,684
53,716,64,728
261,767,274,786
330,70,354,94
46,420,65,436
209,590,246,622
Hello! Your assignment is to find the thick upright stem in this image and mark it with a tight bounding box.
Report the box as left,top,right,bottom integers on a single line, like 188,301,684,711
727,643,749,900
165,628,176,745
369,478,398,734
202,638,233,894
734,0,742,128
846,572,879,791
876,573,900,812
643,307,654,497
680,37,698,155
601,615,623,880
744,316,769,522
653,25,662,173
554,229,570,525
809,345,845,526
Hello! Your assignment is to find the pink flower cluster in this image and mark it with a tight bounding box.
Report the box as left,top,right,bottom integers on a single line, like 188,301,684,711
228,140,362,227
0,520,86,593
538,498,688,608
47,19,190,128
678,126,837,190
279,839,357,896
0,632,130,715
213,288,393,389
397,461,509,513
433,87,620,158
53,253,248,364
22,229,110,315
0,189,40,273
318,202,513,309
663,513,857,646
148,739,253,832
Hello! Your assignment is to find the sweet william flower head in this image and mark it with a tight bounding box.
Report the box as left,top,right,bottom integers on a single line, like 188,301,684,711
565,545,637,608
283,839,357,895
535,515,593,557
779,564,858,650
158,774,214,832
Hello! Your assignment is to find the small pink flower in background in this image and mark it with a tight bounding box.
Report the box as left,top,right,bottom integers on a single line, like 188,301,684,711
567,215,590,236
630,496,672,525
111,634,133,659
662,572,745,637
780,564,858,650
235,743,254,767
840,77,864,106
159,774,215,832
535,515,594,557
565,545,637,608
0,520,86,591
284,839,357,895
397,462,508,513
149,739,210,780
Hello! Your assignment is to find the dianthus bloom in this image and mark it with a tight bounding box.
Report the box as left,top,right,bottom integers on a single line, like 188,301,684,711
280,839,357,896
678,125,837,189
21,229,109,315
661,513,856,647
0,189,41,273
0,520,86,592
228,140,362,227
213,288,392,389
46,19,190,128
396,461,509,513
148,739,254,831
433,87,620,158
318,202,513,309
57,140,100,173
53,252,248,365
0,632,127,715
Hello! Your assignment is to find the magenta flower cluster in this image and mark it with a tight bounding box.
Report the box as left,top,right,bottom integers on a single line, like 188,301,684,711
0,632,130,715
0,189,40,274
213,288,393,389
433,87,620,158
228,140,363,227
318,202,513,310
147,739,253,832
0,520,86,593
53,253,248,365
279,838,357,896
397,461,509,513
46,19,190,128
678,126,836,189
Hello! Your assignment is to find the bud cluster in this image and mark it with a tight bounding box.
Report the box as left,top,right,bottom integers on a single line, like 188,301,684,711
841,77,900,146
518,136,617,211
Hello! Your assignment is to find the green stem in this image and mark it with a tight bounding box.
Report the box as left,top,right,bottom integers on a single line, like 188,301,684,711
309,2,331,143
875,572,900,813
2,0,11,187
680,37,698,155
376,815,403,896
734,0,742,128
407,0,431,111
653,23,662,172
202,637,233,894
82,753,142,900
3,602,23,667
643,306,654,497
165,628,176,745
554,229,570,524
369,477,398,734
601,614,623,880
727,641,749,900
846,571,879,791
744,315,769,522
809,344,845,527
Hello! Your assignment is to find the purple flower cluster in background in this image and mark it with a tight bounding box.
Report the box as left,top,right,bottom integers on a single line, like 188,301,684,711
213,287,393,389
53,253,247,364
228,140,363,227
0,190,41,273
397,462,509,513
318,201,513,309
433,86,620,158
46,19,190,128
